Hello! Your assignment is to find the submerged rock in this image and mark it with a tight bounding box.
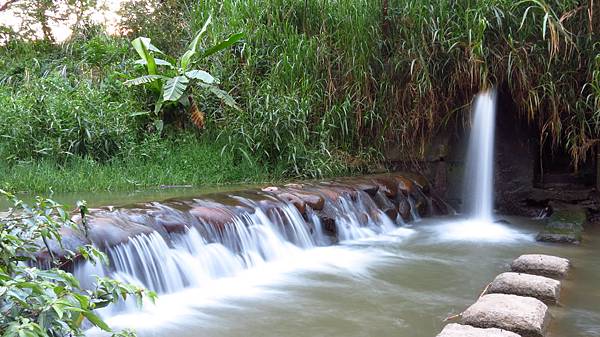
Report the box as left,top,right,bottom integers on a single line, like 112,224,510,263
437,323,521,337
486,272,561,304
460,294,549,337
510,254,570,279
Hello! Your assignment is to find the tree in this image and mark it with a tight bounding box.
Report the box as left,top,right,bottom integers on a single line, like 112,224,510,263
0,0,96,41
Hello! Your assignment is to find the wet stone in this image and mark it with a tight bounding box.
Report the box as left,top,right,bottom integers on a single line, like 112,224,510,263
460,294,549,337
486,272,561,304
437,323,521,337
511,254,570,279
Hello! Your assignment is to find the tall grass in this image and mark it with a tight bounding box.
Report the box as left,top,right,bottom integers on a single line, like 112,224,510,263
0,134,272,192
1,0,599,189
176,0,599,172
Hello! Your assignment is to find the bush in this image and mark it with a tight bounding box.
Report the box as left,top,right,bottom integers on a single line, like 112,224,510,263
0,72,143,163
0,191,154,336
0,35,148,164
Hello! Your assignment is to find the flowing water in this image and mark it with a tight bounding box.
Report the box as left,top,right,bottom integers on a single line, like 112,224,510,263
16,90,595,337
85,216,600,337
464,90,496,221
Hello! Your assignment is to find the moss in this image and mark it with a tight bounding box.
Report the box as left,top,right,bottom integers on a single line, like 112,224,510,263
548,208,587,227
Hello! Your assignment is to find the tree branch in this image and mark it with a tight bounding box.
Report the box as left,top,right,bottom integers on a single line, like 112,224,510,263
0,0,20,12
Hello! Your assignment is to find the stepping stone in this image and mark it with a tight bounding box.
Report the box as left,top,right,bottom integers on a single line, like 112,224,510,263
460,294,549,337
511,254,570,279
437,323,521,337
486,272,561,304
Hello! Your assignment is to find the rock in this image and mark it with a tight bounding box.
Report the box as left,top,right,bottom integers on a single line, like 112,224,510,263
87,216,155,248
288,190,325,210
536,206,585,244
370,177,398,198
460,294,549,337
511,254,570,279
393,175,416,194
437,323,521,337
398,197,412,221
536,231,581,244
189,206,236,228
486,272,561,304
277,192,306,214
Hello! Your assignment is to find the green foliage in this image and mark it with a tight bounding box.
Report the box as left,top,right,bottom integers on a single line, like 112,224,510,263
0,191,155,336
178,0,599,172
124,16,243,115
2,0,600,189
0,36,147,164
0,133,272,193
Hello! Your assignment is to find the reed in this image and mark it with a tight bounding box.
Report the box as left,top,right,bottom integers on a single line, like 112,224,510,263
180,0,599,172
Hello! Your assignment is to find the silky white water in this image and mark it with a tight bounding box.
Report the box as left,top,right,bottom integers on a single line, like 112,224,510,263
464,90,497,221
444,90,527,242
76,191,413,318
86,218,600,337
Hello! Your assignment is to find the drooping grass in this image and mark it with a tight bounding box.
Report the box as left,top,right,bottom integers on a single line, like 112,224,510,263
0,134,274,193
176,0,600,169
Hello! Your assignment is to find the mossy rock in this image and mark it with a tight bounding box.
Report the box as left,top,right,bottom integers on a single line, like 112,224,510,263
536,207,586,244
547,208,586,227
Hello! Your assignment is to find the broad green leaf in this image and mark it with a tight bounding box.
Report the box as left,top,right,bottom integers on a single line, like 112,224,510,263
185,70,217,84
163,76,189,101
52,303,64,319
206,85,240,110
203,32,245,58
131,37,157,76
123,75,164,87
134,58,174,68
82,311,111,332
137,37,163,54
181,15,212,70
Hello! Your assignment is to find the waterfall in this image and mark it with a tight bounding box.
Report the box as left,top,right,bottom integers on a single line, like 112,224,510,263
72,185,425,318
430,90,531,242
464,90,497,221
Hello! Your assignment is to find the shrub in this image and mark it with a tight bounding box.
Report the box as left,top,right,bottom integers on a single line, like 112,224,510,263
0,72,143,163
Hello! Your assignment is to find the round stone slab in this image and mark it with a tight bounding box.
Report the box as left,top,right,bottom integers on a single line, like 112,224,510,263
437,323,521,337
486,272,561,304
511,254,570,279
460,294,549,337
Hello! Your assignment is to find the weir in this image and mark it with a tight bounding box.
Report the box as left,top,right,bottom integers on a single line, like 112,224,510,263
42,174,449,313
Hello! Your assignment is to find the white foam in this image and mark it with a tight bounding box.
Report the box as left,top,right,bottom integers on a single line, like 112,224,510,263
430,218,534,243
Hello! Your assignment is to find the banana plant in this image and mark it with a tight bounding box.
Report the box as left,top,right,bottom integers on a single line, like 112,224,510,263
125,15,243,119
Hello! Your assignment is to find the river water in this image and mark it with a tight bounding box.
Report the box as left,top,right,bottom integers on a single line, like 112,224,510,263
87,215,600,337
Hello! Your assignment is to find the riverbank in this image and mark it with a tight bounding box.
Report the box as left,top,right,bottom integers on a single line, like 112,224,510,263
0,137,274,193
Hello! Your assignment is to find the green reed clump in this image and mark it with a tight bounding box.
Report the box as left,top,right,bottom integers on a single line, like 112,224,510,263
175,0,599,172
175,0,382,177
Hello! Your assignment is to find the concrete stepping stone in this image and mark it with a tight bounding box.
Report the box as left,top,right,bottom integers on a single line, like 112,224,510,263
486,272,561,304
460,294,549,337
437,323,521,337
511,254,570,279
